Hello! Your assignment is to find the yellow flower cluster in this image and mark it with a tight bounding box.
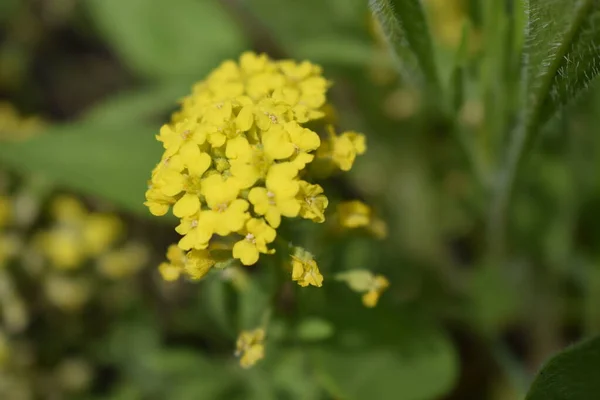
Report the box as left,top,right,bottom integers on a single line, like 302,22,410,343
35,196,123,270
34,195,147,281
235,328,266,368
145,52,366,280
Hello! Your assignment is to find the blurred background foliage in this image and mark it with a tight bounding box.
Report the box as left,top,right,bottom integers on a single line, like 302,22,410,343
0,0,600,399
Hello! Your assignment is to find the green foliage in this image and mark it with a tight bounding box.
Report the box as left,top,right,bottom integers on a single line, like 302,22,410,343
85,0,246,79
525,336,600,400
312,306,457,400
0,120,160,216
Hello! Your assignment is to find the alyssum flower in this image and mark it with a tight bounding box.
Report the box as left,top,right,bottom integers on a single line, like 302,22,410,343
145,52,367,286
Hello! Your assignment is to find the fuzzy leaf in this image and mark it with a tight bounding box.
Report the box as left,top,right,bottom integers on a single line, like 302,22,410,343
524,0,600,138
369,0,440,89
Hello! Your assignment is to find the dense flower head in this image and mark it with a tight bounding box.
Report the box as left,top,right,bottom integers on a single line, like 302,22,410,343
146,52,366,278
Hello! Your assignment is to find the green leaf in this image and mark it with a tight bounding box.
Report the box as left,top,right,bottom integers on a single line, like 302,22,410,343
0,120,161,216
489,0,600,257
296,318,334,342
85,0,245,79
368,0,440,90
523,0,600,145
525,336,600,400
311,302,458,400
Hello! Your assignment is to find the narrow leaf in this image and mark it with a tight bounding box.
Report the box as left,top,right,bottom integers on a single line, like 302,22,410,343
369,0,440,90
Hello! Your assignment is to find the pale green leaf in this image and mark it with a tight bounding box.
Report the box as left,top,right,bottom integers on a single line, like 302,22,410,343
0,121,161,216
85,0,245,79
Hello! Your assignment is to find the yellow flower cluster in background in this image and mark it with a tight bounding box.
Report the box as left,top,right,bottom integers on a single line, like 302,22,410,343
146,52,366,283
35,195,147,280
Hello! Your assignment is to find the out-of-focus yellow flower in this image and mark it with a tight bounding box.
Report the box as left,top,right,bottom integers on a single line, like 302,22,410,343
337,200,388,239
336,270,390,308
82,214,123,256
0,102,44,141
44,275,91,312
235,328,266,368
146,52,366,273
55,358,93,392
290,248,323,288
97,242,148,279
362,275,390,307
36,196,122,270
158,244,216,282
316,126,367,173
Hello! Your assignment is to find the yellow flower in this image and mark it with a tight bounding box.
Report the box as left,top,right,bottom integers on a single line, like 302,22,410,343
97,243,148,279
235,328,266,368
290,250,323,287
318,127,367,172
202,174,250,236
183,249,215,280
36,229,86,270
362,275,390,308
297,181,328,223
45,275,91,312
337,200,371,228
158,244,215,281
248,163,301,228
335,270,389,308
145,52,365,274
233,218,276,266
82,214,122,256
175,210,215,250
158,245,187,281
337,200,388,239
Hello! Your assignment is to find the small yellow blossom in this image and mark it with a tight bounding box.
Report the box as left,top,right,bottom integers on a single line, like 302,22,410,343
338,200,371,228
337,200,388,239
97,243,148,279
248,163,301,228
336,270,390,308
362,275,390,308
297,181,328,223
290,249,324,287
45,275,91,312
235,328,266,368
316,126,367,172
158,244,215,282
233,218,276,266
